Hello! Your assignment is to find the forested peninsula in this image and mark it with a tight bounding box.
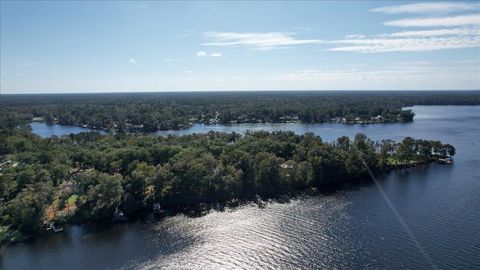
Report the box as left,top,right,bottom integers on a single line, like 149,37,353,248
0,115,455,243
2,91,479,132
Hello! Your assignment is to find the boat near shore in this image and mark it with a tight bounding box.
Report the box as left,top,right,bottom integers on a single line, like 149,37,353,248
113,208,128,222
46,222,64,233
153,203,165,216
437,157,453,164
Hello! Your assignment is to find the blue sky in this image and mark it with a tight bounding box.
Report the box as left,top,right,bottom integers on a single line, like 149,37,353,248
1,1,479,93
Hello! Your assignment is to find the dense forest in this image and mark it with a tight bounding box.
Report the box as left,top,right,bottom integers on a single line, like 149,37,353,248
2,91,479,132
0,114,455,243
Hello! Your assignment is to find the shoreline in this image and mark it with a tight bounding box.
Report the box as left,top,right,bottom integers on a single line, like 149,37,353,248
1,158,448,246
1,118,457,246
31,117,414,135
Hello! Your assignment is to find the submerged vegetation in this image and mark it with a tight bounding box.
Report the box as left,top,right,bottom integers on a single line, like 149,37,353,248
0,113,455,243
2,91,479,132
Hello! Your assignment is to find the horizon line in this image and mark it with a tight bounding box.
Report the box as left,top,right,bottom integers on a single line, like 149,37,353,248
2,89,479,95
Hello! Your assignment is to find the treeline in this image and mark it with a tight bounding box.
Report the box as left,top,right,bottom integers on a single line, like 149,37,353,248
0,121,455,242
1,91,478,132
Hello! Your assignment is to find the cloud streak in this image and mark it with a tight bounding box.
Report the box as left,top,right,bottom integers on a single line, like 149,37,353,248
201,3,480,53
331,4,480,53
202,31,321,50
385,27,480,37
371,2,479,14
327,36,480,53
384,14,480,27
345,34,365,39
202,29,480,53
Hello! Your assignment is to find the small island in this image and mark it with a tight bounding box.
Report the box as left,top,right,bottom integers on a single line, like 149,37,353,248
0,116,455,243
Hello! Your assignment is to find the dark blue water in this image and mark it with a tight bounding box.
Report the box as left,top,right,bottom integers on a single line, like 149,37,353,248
29,122,104,138
4,106,480,269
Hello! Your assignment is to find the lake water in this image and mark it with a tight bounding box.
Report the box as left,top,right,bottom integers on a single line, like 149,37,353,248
4,106,480,269
29,122,105,138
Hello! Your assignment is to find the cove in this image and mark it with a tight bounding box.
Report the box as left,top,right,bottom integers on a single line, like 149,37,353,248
8,105,479,270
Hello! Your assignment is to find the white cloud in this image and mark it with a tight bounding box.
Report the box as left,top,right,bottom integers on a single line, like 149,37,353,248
330,5,480,53
197,51,222,58
129,58,136,64
384,14,480,27
326,36,480,53
164,58,174,62
202,29,480,52
185,70,193,73
371,2,479,14
385,27,480,37
202,31,321,50
345,34,365,39
200,7,480,54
